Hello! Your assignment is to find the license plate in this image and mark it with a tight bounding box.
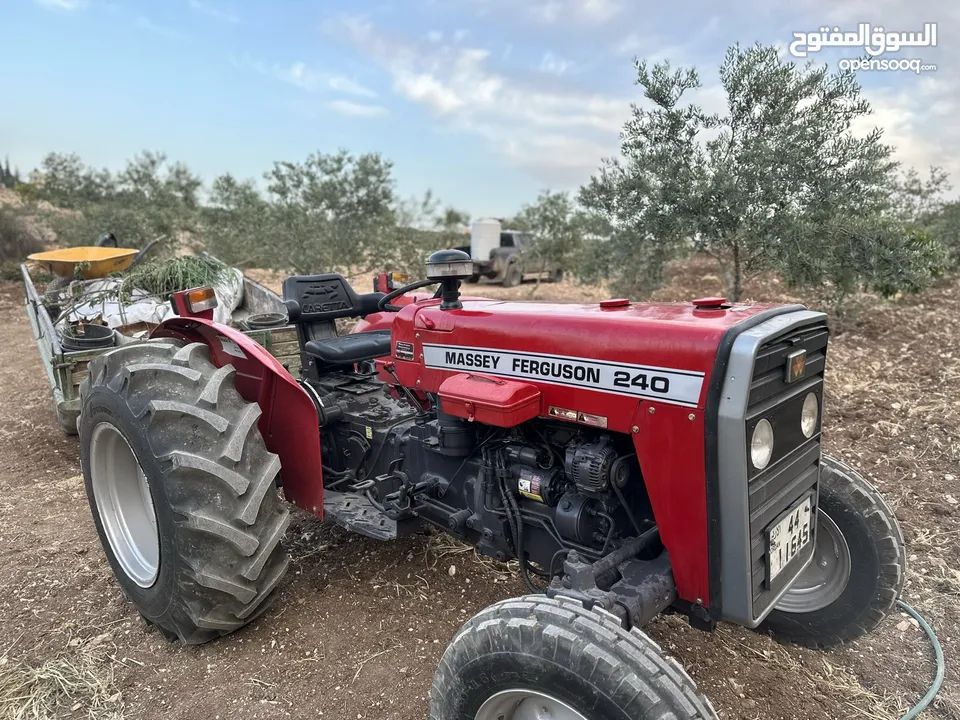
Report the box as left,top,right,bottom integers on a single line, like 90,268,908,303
768,495,813,582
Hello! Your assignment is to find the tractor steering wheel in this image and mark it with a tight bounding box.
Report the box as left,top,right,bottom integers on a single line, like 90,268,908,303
377,278,444,312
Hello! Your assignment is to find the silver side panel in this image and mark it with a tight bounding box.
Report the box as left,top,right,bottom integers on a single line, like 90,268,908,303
717,309,826,627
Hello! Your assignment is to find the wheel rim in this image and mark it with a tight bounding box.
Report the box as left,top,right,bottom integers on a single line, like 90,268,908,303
475,689,589,720
775,509,851,613
89,422,160,588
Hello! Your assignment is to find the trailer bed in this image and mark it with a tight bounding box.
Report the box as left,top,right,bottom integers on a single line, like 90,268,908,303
21,262,300,434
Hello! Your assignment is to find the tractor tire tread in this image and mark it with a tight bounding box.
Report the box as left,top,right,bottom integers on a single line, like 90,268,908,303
80,339,289,645
762,455,905,649
430,594,717,720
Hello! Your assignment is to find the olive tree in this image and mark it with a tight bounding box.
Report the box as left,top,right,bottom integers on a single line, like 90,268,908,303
515,190,585,294
932,201,960,269
264,149,397,276
203,151,465,278
579,43,943,305
34,151,202,253
886,165,959,271
202,173,277,267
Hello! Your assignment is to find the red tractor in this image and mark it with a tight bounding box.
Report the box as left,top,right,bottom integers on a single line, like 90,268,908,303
77,250,905,719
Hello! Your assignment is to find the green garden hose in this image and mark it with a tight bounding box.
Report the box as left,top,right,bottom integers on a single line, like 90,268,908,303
897,599,945,720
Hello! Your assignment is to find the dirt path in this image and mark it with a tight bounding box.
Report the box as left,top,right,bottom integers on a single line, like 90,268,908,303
0,268,957,719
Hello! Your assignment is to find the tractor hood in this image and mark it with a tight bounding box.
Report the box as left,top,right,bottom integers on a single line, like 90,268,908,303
385,296,792,414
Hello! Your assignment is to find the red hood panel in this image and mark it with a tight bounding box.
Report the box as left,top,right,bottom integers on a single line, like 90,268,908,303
386,298,785,410
430,298,770,358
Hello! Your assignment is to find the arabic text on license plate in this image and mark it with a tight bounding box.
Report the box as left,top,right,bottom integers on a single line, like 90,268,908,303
768,496,813,582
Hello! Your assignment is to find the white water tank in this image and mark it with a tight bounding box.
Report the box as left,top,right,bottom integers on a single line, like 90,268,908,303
470,218,501,261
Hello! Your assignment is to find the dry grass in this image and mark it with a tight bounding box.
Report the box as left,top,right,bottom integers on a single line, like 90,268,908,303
424,531,520,583
0,634,125,720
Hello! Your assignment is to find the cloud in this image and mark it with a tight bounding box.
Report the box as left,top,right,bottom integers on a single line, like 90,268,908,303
853,79,960,184
329,99,389,117
530,2,562,23
135,16,189,42
234,56,379,99
540,52,575,76
280,61,378,98
333,15,632,185
33,0,85,9
780,0,960,181
188,0,239,24
614,16,721,61
530,0,621,25
329,5,960,190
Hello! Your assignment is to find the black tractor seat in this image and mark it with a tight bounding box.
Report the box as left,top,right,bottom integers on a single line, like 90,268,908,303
282,272,395,377
304,330,392,365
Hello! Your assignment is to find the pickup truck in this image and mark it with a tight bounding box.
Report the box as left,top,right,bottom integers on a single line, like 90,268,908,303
456,229,564,288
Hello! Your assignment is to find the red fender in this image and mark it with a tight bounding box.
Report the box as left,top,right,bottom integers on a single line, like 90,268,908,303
151,310,325,519
147,284,497,521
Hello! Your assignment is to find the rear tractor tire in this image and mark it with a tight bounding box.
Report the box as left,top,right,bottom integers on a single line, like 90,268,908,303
761,455,905,648
430,595,717,720
78,338,291,644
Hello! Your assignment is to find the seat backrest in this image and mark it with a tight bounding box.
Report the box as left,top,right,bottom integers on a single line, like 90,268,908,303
282,274,384,323
282,273,386,379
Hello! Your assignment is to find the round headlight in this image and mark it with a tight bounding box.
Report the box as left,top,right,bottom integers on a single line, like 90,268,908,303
751,419,774,470
801,392,819,438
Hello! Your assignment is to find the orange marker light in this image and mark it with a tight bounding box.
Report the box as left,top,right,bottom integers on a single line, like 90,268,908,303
186,287,218,313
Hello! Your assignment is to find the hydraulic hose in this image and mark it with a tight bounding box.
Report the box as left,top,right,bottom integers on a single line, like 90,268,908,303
897,599,945,720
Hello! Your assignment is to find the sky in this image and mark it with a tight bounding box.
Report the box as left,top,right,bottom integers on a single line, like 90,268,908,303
1,0,957,217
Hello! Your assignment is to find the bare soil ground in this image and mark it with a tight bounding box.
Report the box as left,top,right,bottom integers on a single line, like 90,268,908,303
1,258,958,720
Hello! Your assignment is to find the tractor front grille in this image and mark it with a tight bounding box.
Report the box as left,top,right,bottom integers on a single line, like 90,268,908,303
714,307,831,628
746,321,829,614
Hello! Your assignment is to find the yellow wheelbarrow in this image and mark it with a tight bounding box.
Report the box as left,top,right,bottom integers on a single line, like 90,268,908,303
27,234,165,280
27,246,140,280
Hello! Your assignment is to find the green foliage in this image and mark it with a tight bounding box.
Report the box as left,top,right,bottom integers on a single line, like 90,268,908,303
890,166,951,225
201,174,276,267
0,206,44,262
34,151,201,253
387,189,470,275
264,149,397,275
34,152,115,208
778,214,947,316
436,206,470,231
13,182,40,203
886,165,958,271
202,150,462,278
931,200,960,269
114,255,231,303
514,190,586,294
579,42,941,309
0,206,45,280
0,156,20,190
499,213,532,233
202,150,398,275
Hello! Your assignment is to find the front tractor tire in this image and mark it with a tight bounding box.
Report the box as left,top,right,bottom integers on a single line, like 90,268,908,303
430,595,717,720
761,455,906,648
78,339,291,644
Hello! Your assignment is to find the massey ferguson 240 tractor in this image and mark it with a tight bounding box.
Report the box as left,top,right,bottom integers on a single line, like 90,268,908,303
77,249,905,719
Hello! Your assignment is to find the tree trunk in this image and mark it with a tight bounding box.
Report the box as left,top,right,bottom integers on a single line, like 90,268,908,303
528,257,545,297
730,241,742,302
